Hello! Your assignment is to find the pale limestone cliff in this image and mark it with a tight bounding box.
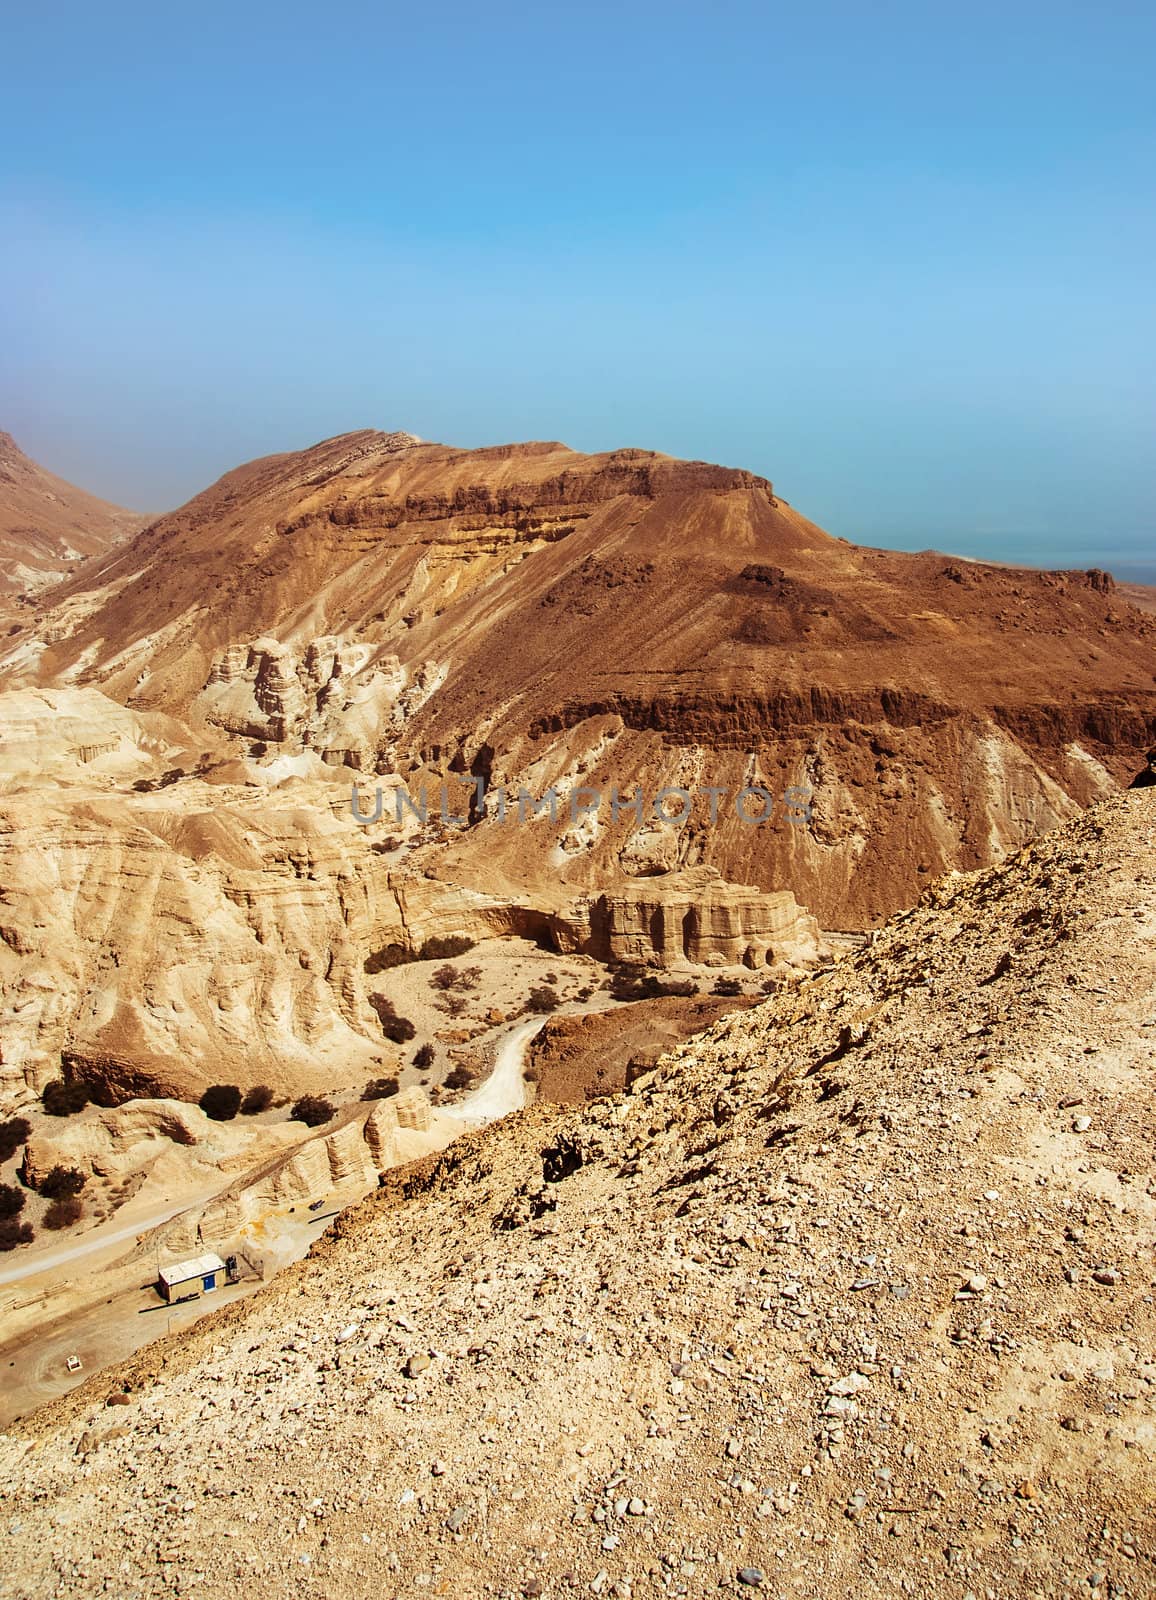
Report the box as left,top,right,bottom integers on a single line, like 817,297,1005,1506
552,866,826,968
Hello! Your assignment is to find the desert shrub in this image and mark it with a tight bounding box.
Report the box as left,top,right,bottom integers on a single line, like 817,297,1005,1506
609,969,695,1002
290,1095,335,1128
370,835,402,854
458,965,482,989
544,971,558,983
240,1084,275,1115
199,1084,242,1121
418,935,475,960
575,986,594,1002
444,1065,475,1091
366,994,415,1042
413,1043,436,1070
43,1196,84,1230
361,1076,400,1100
42,1079,90,1117
759,977,779,995
364,943,413,974
39,1166,87,1200
0,1182,25,1218
435,994,468,1019
0,1218,34,1251
522,1062,540,1084
431,964,459,992
526,986,560,1014
0,1116,31,1162
712,977,743,997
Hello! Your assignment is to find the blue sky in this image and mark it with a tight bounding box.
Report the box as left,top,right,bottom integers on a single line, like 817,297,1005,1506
1,0,1153,577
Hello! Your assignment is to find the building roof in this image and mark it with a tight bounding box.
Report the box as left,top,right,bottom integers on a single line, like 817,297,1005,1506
158,1253,226,1287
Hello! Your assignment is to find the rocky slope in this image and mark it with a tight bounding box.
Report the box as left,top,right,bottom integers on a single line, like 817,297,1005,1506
3,430,1154,931
3,788,1153,1599
0,431,142,598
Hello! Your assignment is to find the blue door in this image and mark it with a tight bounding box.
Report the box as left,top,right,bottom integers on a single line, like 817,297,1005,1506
203,1273,217,1291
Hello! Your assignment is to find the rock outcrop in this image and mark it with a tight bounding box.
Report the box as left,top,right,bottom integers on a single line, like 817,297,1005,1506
553,866,826,968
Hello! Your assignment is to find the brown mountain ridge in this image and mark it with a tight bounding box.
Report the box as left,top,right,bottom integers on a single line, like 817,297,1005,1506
5,428,1153,931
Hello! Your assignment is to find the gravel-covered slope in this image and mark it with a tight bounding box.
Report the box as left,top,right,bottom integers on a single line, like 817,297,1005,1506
2,790,1154,1600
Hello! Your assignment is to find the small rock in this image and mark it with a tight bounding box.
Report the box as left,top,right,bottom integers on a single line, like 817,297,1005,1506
445,1504,470,1534
404,1353,431,1378
737,1569,764,1588
829,1373,869,1397
1093,1268,1119,1286
431,1460,447,1476
627,1497,646,1516
1073,1116,1093,1133
725,1437,742,1459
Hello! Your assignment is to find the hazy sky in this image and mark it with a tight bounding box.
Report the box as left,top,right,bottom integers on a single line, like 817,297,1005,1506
1,1,1153,578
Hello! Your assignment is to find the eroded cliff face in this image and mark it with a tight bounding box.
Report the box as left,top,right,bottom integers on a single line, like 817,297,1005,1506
551,866,824,969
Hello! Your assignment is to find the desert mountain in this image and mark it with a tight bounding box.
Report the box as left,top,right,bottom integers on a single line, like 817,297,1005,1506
0,431,143,598
3,787,1153,1598
1,430,1154,1108
4,429,1155,929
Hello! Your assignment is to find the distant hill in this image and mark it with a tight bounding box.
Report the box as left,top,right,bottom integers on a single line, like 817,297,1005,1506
0,431,143,597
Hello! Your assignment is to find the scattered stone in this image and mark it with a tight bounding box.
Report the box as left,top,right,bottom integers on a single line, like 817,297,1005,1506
404,1353,431,1378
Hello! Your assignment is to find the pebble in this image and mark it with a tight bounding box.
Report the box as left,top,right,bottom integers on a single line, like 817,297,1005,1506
404,1353,431,1378
737,1569,765,1588
445,1505,470,1534
725,1438,742,1459
627,1498,646,1516
1073,1116,1093,1133
1092,1268,1119,1286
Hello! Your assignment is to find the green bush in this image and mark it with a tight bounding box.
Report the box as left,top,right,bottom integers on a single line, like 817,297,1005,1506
526,986,560,1014
240,1084,275,1115
361,1076,400,1100
42,1079,90,1117
413,1043,436,1070
43,1196,84,1230
290,1095,335,1128
418,935,475,960
364,943,413,973
0,1182,25,1218
0,1116,31,1162
199,1084,242,1121
39,1166,87,1200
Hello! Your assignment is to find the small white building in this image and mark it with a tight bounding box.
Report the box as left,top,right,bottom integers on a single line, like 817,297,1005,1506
157,1253,226,1303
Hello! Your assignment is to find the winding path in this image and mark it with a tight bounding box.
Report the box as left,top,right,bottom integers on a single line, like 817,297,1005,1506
443,1016,547,1125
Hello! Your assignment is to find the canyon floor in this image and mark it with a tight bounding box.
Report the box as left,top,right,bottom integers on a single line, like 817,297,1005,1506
1,789,1153,1600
